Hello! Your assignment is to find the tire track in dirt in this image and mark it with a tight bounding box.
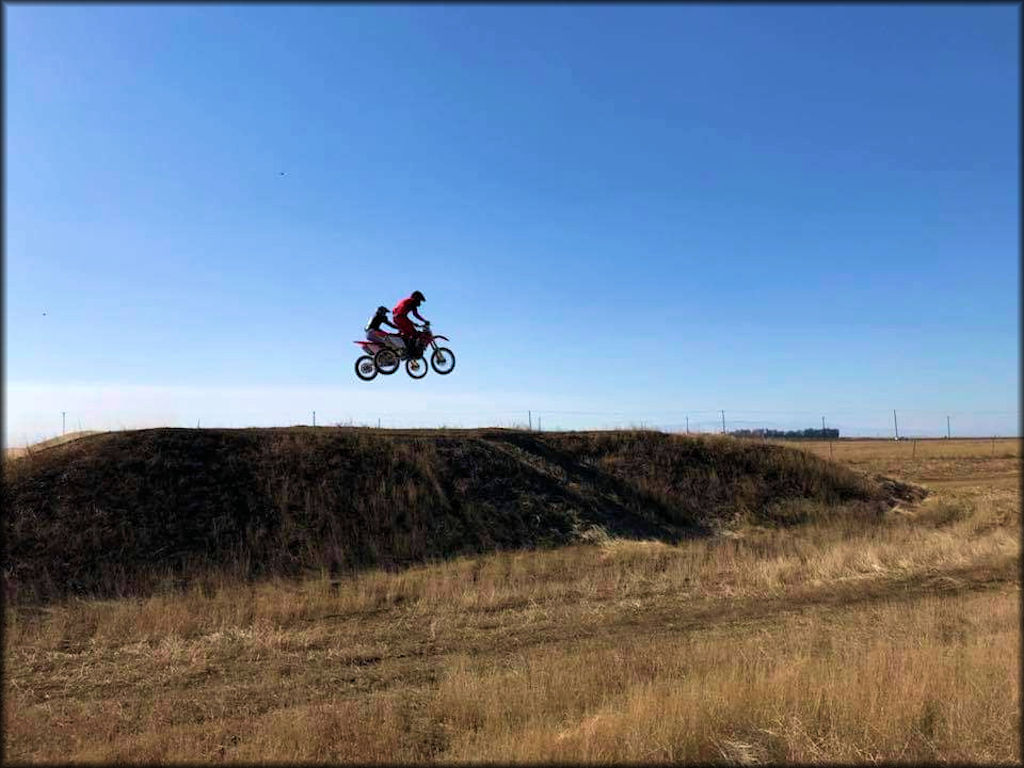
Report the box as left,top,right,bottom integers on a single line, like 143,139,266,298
407,558,1018,659
239,557,1017,695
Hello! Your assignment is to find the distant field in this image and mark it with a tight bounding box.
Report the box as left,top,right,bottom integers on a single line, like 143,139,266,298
779,436,1020,462
781,437,1021,493
4,430,1019,763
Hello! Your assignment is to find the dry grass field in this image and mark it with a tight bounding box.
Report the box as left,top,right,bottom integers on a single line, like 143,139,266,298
4,436,1020,763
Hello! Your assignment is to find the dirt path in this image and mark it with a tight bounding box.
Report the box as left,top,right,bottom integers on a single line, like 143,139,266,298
919,472,1020,489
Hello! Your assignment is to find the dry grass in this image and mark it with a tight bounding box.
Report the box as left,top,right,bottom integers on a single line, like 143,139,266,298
435,589,1018,764
4,439,1020,764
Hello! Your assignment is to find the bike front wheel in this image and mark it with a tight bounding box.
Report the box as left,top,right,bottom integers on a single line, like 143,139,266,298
430,347,456,375
354,355,378,381
406,357,428,379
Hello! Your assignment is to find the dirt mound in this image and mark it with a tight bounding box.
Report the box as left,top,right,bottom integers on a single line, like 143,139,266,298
3,427,923,602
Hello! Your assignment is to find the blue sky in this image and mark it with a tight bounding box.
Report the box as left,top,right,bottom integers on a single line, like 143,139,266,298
5,4,1019,444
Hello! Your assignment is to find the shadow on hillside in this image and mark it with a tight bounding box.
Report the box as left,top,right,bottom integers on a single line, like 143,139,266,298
484,431,711,540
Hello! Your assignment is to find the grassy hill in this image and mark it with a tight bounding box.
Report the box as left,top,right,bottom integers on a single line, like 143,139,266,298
3,427,923,603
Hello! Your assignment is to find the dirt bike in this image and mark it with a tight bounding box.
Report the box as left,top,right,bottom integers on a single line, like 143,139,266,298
353,332,403,381
353,322,455,380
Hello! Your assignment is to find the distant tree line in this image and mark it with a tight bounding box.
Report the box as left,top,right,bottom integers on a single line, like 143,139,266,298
730,428,840,440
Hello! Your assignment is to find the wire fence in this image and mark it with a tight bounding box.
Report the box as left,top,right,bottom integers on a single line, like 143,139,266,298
350,409,1019,439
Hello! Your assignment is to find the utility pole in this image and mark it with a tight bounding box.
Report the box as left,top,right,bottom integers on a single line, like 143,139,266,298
721,410,726,434
685,415,689,434
528,410,532,431
822,416,826,433
538,416,542,431
946,415,951,439
893,409,899,441
378,417,381,429
312,411,316,427
62,411,66,436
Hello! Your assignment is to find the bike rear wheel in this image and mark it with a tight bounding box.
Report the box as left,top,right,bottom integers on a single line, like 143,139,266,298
430,347,456,375
354,355,378,381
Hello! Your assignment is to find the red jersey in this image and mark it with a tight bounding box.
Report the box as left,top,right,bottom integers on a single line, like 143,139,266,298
393,296,425,321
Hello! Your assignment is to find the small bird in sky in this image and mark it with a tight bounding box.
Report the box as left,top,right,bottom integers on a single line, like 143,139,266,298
279,171,287,176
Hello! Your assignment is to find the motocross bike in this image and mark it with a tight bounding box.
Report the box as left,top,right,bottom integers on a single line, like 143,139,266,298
372,321,455,379
352,331,407,381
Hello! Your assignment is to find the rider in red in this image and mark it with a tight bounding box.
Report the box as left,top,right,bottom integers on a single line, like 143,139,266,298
392,290,428,356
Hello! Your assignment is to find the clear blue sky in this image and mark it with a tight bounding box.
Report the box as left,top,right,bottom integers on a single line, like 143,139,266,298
5,4,1019,443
